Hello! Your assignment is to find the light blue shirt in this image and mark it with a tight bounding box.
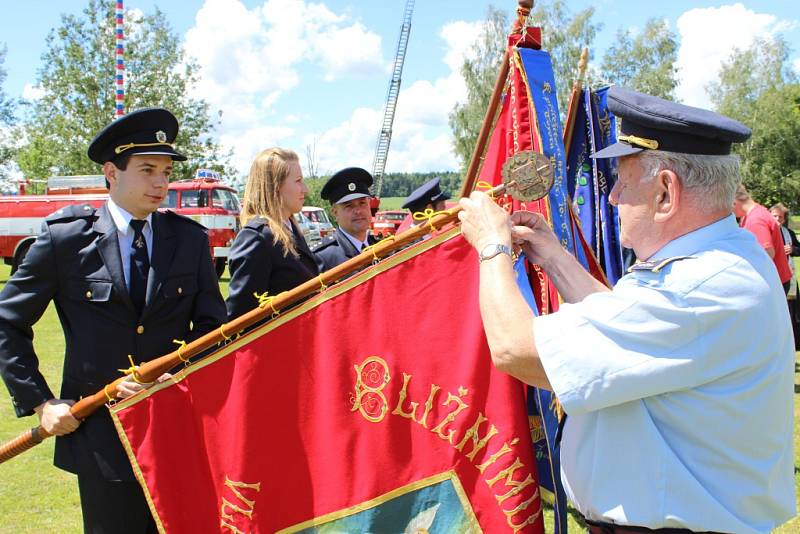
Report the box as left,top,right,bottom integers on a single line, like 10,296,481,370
106,198,153,289
535,215,795,533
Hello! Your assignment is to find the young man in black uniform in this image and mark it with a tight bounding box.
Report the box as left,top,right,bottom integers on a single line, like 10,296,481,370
0,108,227,533
314,167,379,271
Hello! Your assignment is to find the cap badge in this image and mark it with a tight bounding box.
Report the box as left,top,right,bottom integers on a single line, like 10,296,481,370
348,182,356,192
155,130,167,143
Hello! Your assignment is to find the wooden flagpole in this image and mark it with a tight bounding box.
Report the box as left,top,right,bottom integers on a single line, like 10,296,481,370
458,0,534,199
561,47,589,156
0,180,521,465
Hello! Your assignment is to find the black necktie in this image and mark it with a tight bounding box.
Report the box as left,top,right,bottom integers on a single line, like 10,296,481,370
129,219,149,316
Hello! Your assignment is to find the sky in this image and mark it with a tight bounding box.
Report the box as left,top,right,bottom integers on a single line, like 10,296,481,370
1,0,798,178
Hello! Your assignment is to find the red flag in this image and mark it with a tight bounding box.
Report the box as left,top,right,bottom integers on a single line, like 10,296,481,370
111,229,544,533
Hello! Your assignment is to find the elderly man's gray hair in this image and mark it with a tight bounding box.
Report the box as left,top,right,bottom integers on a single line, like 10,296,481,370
638,150,741,212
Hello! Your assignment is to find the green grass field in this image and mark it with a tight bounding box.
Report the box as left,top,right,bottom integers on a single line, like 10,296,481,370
376,196,405,211
0,261,798,533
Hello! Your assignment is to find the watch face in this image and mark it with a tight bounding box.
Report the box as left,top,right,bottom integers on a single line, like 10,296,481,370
501,150,554,201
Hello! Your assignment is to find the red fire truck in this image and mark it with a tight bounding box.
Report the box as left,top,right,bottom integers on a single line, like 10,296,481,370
0,171,240,277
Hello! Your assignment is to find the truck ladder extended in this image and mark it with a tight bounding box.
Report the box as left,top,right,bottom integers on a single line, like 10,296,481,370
371,0,415,197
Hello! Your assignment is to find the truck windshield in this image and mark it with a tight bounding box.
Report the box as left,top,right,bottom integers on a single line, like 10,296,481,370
181,190,209,208
212,189,240,211
304,210,330,224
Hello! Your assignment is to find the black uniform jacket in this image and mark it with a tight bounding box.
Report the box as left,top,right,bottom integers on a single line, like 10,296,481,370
313,228,379,272
0,204,227,480
225,217,319,321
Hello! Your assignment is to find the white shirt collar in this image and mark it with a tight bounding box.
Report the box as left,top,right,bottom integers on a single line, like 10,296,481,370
339,228,367,250
107,197,153,234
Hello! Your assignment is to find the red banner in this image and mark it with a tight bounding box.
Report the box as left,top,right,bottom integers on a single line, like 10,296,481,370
111,229,544,533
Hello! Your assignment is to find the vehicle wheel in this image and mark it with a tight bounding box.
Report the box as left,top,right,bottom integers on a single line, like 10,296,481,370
11,240,32,275
215,258,227,279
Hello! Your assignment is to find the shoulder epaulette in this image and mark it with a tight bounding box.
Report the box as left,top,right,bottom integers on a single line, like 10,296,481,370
628,255,695,273
312,235,337,253
45,204,96,223
162,209,206,229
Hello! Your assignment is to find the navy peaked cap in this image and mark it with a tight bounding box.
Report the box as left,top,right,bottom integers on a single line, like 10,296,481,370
402,177,450,213
321,167,373,204
592,86,751,159
88,108,187,164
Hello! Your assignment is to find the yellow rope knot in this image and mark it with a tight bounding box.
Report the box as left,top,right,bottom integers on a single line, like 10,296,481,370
475,180,496,199
412,208,448,232
117,354,148,384
317,275,328,292
173,339,189,363
219,324,240,342
362,235,396,264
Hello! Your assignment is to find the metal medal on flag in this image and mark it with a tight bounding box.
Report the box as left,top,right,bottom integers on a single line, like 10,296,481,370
501,150,554,201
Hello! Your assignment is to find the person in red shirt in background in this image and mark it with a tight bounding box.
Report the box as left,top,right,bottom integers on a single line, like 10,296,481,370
733,184,793,293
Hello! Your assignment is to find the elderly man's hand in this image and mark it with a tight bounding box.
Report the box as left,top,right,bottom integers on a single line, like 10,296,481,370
458,191,513,251
510,211,563,267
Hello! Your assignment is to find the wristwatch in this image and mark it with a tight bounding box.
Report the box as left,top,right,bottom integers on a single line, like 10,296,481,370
478,243,512,263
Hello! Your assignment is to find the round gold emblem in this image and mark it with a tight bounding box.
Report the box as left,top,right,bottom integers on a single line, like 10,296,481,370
500,150,554,201
155,130,167,143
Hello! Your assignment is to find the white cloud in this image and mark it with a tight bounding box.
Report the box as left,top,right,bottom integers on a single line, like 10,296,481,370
440,20,483,72
315,23,385,81
303,18,483,175
184,0,386,173
219,124,296,174
675,3,794,107
22,83,43,101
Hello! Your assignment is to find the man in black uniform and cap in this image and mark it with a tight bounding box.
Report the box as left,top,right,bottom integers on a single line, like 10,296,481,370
0,108,227,533
314,167,379,272
402,177,450,219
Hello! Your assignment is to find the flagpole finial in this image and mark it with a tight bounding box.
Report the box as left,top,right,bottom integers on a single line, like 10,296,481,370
513,0,534,32
579,47,589,80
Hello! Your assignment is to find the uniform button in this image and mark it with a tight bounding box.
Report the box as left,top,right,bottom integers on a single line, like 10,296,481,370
86,291,92,299
136,325,145,334
177,287,182,294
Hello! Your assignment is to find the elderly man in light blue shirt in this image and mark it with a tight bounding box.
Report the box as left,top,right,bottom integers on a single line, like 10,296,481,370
458,87,795,533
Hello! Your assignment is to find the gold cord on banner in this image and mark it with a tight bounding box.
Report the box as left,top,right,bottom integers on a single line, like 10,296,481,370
412,208,449,232
117,355,152,385
173,339,189,363
254,291,281,318
219,325,232,342
104,384,115,403
362,235,396,264
317,275,328,292
475,181,497,200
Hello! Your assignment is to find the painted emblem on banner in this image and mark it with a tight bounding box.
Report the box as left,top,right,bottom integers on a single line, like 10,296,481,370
501,150,554,202
279,471,480,534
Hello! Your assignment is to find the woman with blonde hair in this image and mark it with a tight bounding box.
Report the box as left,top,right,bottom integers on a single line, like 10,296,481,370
226,147,319,320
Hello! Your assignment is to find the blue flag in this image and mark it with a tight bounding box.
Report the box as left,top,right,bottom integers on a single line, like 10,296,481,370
514,256,568,534
566,86,624,284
